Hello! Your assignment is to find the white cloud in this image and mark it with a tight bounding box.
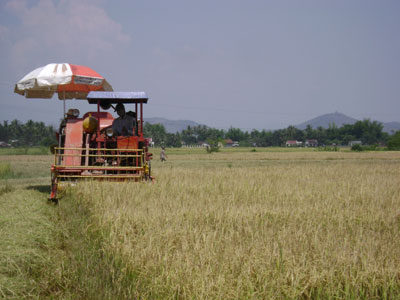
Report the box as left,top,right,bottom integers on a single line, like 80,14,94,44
4,0,131,70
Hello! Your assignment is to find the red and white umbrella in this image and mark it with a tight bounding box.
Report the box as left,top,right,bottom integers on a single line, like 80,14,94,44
14,63,113,100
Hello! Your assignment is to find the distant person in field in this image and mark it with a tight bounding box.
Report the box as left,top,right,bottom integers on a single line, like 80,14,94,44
160,146,168,162
112,103,134,136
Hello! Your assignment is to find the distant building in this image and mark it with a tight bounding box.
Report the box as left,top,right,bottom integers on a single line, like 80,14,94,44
286,140,303,147
305,139,318,147
0,141,11,148
182,141,208,148
225,139,233,147
349,140,362,146
197,141,208,147
225,139,239,147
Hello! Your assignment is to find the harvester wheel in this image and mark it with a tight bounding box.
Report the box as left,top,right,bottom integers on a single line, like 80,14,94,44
49,182,58,204
49,171,58,204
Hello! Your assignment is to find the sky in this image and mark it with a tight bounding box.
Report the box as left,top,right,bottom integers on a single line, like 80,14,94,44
0,0,399,131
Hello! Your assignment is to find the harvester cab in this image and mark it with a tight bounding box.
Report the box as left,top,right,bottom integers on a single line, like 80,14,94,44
50,91,153,202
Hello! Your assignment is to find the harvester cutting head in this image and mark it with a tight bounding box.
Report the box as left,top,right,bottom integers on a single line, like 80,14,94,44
49,92,153,202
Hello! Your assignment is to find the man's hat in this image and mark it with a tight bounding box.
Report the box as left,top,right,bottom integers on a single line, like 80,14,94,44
114,103,125,112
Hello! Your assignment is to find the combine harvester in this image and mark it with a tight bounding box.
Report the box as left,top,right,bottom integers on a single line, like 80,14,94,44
14,64,153,202
50,91,153,202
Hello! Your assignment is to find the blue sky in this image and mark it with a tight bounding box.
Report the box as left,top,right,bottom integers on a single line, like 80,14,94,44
0,0,399,130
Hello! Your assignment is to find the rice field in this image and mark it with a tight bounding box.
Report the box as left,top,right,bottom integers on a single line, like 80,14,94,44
1,148,400,299
71,149,400,299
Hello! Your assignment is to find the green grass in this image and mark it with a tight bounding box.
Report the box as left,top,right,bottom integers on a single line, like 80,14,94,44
0,156,52,181
0,157,62,298
0,147,51,156
0,186,138,299
0,184,14,196
0,163,14,179
157,146,326,155
0,187,63,298
0,156,151,299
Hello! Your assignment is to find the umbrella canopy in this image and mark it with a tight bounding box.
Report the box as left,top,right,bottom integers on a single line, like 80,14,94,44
14,63,113,99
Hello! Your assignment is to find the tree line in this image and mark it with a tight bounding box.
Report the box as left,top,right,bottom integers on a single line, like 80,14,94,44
0,119,398,149
0,120,56,146
144,119,395,148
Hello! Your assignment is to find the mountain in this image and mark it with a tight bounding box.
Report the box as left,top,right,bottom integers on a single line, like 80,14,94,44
382,122,400,134
296,112,357,130
296,112,400,133
144,113,400,134
145,117,201,133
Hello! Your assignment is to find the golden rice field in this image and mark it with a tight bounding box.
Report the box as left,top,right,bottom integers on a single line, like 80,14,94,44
1,148,400,299
70,149,400,299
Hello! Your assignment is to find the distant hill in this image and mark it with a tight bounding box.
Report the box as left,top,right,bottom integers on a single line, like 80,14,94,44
382,122,400,134
296,112,400,134
144,113,400,134
145,117,201,133
296,112,357,130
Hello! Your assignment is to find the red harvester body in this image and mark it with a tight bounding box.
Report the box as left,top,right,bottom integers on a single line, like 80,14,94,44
50,91,153,202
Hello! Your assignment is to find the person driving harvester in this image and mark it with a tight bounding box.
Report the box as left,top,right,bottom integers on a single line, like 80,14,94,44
112,103,136,136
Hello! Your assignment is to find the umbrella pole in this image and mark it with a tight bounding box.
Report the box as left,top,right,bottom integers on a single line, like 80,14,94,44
63,89,66,116
59,88,66,166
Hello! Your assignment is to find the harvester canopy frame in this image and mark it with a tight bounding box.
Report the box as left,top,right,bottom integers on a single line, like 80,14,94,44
87,91,148,104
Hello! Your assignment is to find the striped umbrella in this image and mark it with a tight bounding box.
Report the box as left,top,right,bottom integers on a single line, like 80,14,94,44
14,63,113,100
